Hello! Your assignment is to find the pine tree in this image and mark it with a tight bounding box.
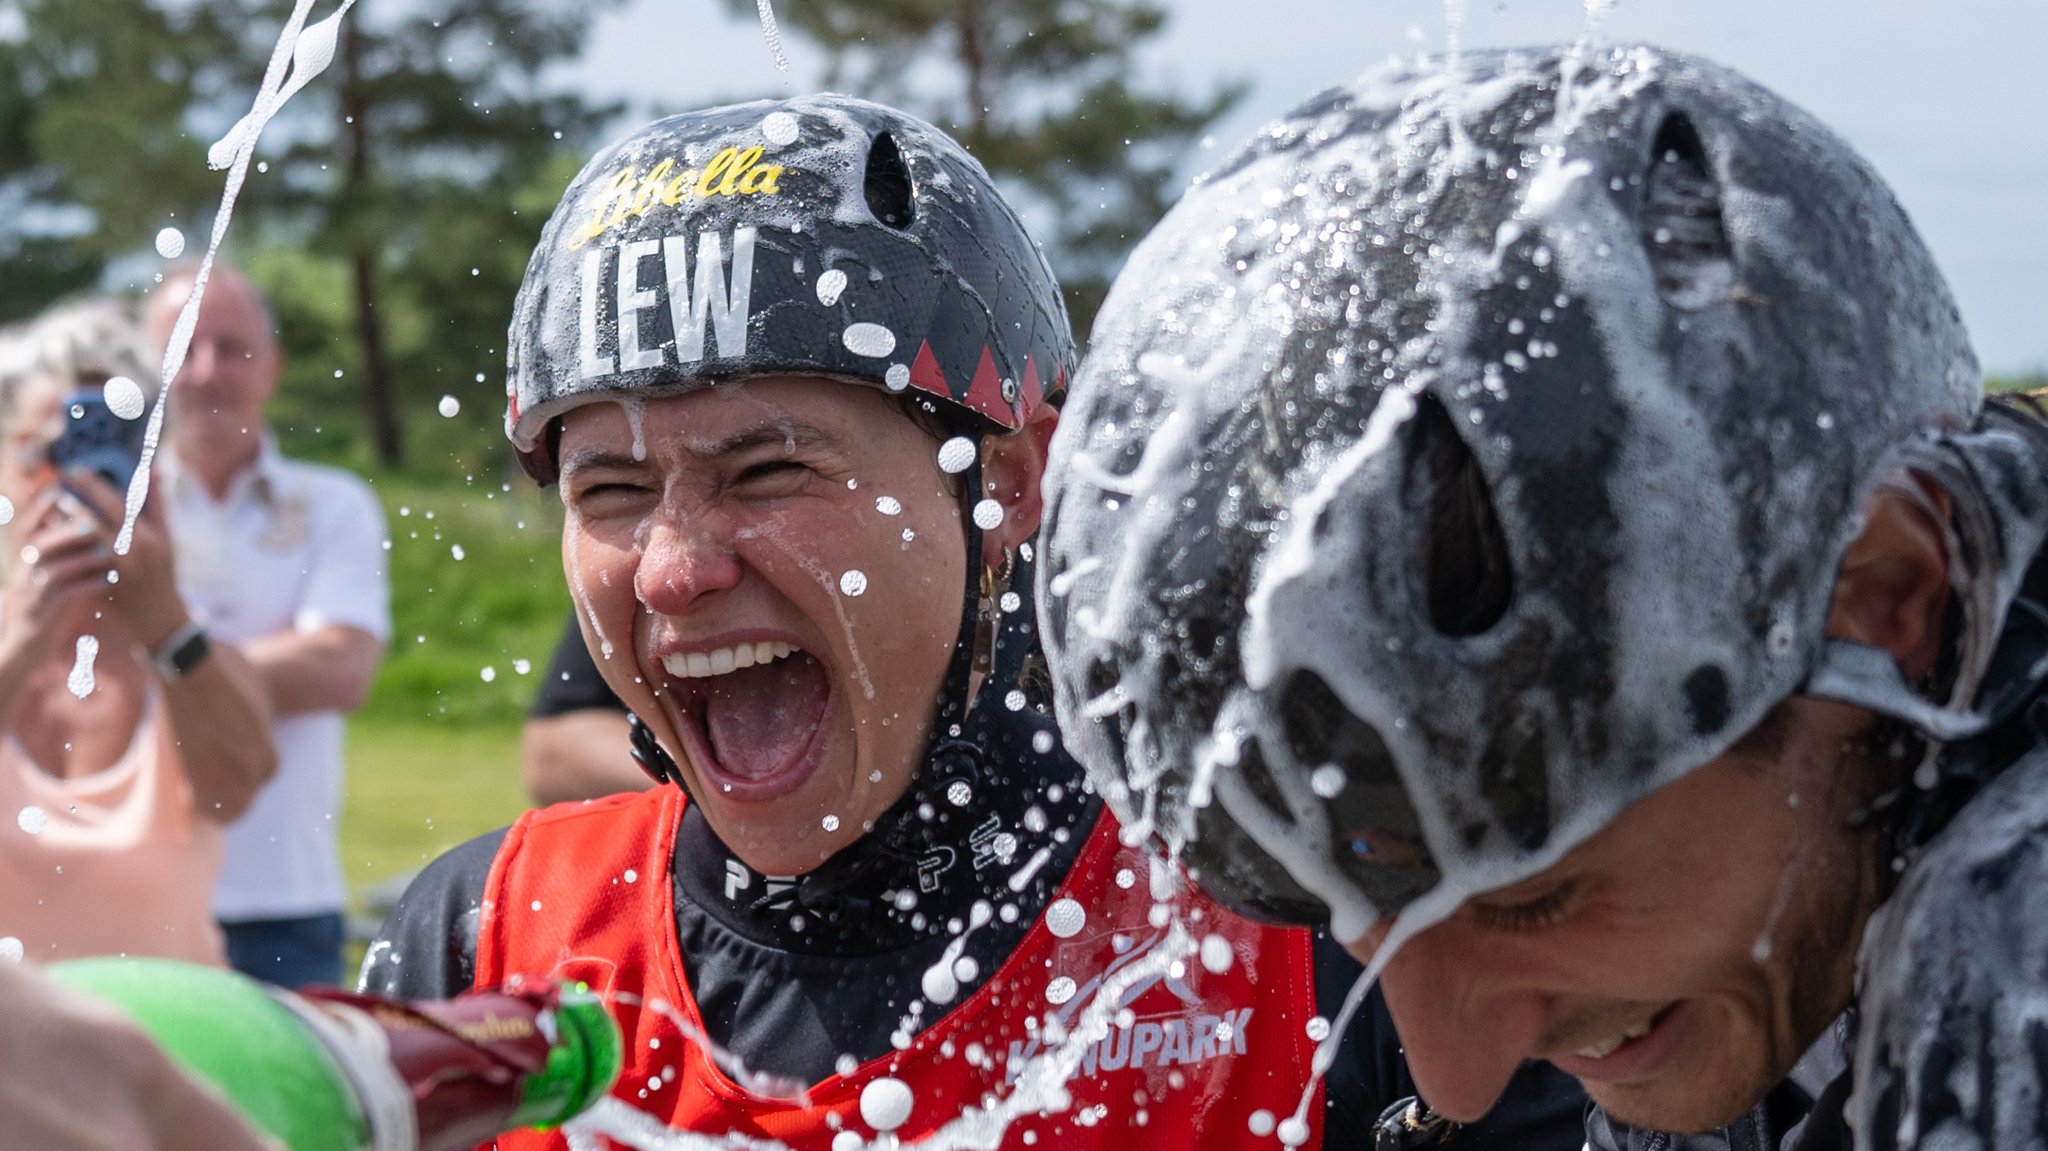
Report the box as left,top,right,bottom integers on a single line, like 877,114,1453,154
727,0,1244,333
0,0,623,467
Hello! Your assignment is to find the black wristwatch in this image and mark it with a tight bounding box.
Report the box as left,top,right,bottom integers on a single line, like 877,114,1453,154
150,621,212,681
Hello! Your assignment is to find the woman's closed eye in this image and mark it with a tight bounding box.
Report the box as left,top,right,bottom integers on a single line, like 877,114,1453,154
1471,879,1579,934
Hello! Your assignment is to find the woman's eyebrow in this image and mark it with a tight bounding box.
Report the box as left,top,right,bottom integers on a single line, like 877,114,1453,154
698,419,840,458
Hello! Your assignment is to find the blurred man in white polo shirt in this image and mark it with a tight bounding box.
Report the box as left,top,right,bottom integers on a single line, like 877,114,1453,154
144,263,389,988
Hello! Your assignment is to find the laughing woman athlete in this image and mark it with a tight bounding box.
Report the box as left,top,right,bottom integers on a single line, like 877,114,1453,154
364,96,1581,1149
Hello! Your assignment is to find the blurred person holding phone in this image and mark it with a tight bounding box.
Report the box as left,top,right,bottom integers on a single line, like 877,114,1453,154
0,298,276,966
143,263,390,989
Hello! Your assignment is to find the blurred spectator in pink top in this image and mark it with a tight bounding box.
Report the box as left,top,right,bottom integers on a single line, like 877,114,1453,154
0,298,275,965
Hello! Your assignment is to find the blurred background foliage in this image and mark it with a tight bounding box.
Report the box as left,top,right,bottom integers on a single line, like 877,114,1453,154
0,0,1240,889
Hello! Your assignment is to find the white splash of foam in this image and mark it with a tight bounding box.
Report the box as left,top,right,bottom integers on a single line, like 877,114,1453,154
118,0,361,558
859,1077,914,1133
816,269,849,307
754,0,789,72
103,377,146,420
936,437,977,475
620,395,649,462
761,111,799,147
842,323,897,358
65,635,99,699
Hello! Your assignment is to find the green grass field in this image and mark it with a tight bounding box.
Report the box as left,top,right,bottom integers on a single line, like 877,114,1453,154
332,469,569,933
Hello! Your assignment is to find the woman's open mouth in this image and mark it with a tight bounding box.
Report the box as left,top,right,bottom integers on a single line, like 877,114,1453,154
658,639,832,801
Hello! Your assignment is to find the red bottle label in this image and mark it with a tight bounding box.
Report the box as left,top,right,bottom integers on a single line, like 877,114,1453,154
293,981,569,1151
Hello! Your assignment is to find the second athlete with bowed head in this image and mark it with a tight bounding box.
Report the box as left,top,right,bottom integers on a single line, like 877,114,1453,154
365,95,1582,1148
1042,44,2048,1150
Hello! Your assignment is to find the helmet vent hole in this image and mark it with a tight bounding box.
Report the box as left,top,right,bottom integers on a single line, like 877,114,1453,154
864,132,916,230
1642,113,1735,309
1406,396,1513,637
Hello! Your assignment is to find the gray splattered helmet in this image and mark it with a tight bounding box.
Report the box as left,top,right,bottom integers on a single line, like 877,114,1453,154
1039,45,2047,941
506,93,1074,484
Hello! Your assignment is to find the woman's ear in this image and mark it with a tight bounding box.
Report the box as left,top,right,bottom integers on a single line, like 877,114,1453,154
1826,482,1952,681
977,403,1059,557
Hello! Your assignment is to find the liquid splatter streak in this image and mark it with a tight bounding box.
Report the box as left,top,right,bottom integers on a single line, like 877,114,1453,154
66,635,99,700
117,0,359,557
755,0,789,72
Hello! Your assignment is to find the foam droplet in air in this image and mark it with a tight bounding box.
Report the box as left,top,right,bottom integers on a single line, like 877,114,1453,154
480,666,497,683
438,394,461,418
0,498,13,526
1278,1117,1311,1146
822,814,841,832
922,962,959,1005
859,1077,914,1133
17,805,48,835
1045,897,1086,938
816,269,849,307
1305,1016,1331,1042
972,499,1005,529
1044,975,1077,1005
450,544,465,561
154,227,186,259
1310,764,1346,798
832,1132,862,1151
104,377,147,420
66,636,99,699
514,659,532,675
885,363,911,391
937,437,976,474
754,0,789,72
0,936,20,962
843,323,897,358
762,111,800,147
1000,591,1021,613
875,496,901,516
839,570,868,597
1200,934,1234,973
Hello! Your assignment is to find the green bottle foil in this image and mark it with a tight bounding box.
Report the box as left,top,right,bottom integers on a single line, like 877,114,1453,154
49,957,624,1151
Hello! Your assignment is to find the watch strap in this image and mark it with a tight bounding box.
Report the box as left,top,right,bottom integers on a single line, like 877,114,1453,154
150,621,211,680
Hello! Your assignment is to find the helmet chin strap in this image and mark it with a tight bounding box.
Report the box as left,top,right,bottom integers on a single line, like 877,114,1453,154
630,435,996,791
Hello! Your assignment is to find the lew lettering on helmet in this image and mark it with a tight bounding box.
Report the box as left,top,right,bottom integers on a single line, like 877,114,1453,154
506,94,1074,487
507,94,1078,788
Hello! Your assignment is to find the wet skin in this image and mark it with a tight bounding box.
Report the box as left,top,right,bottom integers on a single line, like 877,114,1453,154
1348,489,1947,1132
1358,698,1888,1131
556,377,1049,877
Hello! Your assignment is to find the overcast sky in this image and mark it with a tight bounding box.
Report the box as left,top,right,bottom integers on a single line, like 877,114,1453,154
563,0,2046,373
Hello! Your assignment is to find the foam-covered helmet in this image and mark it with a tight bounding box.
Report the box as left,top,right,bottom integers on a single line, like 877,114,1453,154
1041,46,2048,942
507,93,1074,484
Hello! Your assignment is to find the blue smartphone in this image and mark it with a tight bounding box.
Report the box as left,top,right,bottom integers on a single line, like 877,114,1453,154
49,391,146,493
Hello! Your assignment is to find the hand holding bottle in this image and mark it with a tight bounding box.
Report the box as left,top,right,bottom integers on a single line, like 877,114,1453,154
0,959,278,1151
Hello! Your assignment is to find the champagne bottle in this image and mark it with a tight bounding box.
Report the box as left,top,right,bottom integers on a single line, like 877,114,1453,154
48,956,622,1151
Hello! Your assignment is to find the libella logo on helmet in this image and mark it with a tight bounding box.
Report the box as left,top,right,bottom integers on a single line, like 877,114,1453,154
505,94,1076,486
1042,45,1991,944
570,146,787,248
